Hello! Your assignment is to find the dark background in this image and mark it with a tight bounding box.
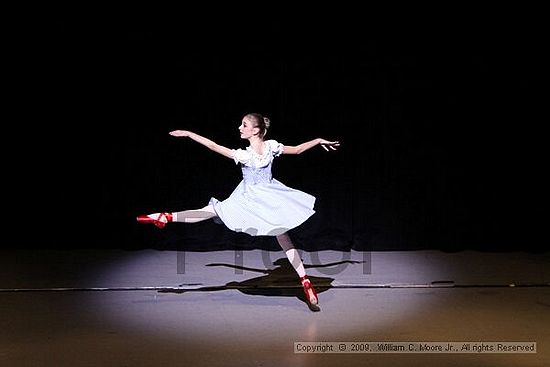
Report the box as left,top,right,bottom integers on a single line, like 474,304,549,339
9,15,543,252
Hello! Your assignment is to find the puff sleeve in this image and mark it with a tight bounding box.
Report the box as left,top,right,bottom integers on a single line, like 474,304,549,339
267,139,284,157
232,148,252,165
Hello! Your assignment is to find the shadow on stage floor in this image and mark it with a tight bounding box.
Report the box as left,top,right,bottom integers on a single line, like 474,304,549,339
1,248,549,366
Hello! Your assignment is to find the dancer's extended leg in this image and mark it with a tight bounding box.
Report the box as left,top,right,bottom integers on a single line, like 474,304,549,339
173,205,217,223
137,205,217,228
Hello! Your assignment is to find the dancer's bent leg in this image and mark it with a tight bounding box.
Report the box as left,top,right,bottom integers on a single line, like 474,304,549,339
276,233,306,278
276,233,319,311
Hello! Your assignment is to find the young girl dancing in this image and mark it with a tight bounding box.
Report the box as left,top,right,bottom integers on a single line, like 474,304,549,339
137,113,339,311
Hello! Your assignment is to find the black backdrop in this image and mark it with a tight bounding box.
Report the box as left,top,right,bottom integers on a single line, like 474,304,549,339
11,16,542,252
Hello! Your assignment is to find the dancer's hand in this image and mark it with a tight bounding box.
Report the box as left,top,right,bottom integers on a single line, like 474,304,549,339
169,130,192,137
319,139,340,152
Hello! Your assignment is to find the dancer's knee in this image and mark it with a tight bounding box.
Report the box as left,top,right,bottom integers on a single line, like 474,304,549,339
199,205,217,215
276,233,295,252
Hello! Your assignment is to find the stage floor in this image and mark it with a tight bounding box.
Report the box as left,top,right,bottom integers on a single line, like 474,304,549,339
1,249,549,366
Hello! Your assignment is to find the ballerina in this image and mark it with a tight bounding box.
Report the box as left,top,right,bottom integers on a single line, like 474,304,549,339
137,112,339,311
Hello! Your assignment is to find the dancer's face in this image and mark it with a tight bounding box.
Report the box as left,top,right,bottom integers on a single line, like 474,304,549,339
238,117,259,139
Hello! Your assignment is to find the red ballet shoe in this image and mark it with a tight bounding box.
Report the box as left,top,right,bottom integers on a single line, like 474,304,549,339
300,275,320,312
136,212,173,229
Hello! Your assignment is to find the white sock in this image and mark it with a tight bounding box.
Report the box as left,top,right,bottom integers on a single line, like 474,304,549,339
285,249,306,278
147,213,169,223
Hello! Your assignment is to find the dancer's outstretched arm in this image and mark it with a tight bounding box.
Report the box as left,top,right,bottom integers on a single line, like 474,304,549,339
283,138,340,155
169,130,234,159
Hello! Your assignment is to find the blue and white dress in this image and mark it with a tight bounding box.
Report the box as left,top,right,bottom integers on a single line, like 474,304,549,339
209,139,316,236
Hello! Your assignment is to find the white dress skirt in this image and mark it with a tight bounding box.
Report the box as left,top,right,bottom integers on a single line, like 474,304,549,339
209,139,316,236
